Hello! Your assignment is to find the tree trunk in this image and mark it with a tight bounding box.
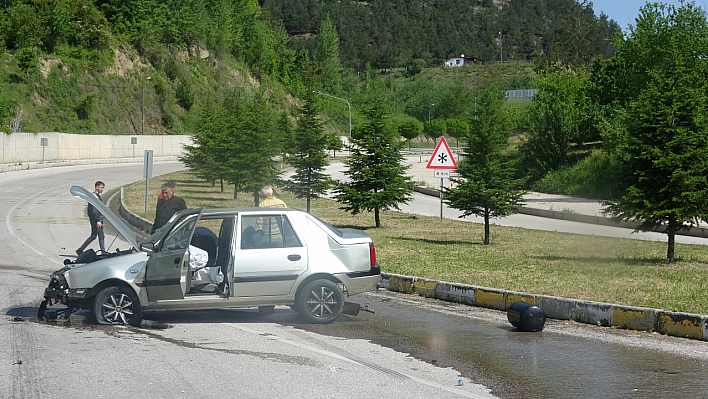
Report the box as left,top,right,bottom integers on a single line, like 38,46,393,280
233,184,238,200
220,179,224,193
667,215,676,262
253,191,259,207
483,208,490,245
306,194,311,213
375,207,381,228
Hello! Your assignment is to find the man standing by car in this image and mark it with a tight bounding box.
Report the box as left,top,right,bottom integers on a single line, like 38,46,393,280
76,180,106,255
152,181,187,233
258,185,286,208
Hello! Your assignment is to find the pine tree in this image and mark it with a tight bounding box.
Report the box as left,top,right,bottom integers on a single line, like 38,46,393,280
445,84,525,245
316,15,342,94
603,2,708,262
282,91,333,213
335,81,413,228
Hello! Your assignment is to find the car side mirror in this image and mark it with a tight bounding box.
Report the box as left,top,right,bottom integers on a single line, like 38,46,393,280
140,242,155,253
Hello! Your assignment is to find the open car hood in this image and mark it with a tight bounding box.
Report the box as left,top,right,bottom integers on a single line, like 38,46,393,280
70,185,140,249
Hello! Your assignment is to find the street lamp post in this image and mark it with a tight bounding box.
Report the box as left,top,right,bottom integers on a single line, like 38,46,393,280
141,76,151,135
428,103,435,122
316,91,352,137
499,32,503,63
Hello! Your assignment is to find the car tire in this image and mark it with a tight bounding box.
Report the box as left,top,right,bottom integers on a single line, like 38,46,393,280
295,279,343,324
93,286,142,326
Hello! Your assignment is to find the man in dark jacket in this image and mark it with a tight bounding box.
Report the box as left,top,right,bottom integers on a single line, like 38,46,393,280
152,181,187,233
76,181,106,255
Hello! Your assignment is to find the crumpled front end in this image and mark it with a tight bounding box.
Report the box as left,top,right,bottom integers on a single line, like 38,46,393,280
37,267,75,321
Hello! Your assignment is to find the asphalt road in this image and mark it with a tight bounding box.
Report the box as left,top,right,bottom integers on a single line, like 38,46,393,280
0,162,496,399
4,161,708,399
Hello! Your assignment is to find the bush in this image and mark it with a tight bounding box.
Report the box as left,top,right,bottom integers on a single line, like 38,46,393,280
532,150,623,200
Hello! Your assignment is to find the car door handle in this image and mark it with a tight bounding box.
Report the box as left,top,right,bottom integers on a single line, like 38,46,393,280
287,254,301,261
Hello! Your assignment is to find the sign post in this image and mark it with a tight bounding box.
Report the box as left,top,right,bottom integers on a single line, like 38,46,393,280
425,137,457,220
144,150,153,212
131,137,137,158
40,137,48,164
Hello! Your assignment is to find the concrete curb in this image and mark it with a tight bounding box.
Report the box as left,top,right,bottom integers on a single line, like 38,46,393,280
118,187,154,234
382,273,708,341
0,156,180,174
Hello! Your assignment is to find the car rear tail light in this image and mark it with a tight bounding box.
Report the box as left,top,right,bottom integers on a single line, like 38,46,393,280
369,242,377,267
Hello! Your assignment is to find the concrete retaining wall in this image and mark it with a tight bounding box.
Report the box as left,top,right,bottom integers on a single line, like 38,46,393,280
382,273,708,341
1,132,192,164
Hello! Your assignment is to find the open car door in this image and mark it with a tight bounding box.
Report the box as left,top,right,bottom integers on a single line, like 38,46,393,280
144,208,202,301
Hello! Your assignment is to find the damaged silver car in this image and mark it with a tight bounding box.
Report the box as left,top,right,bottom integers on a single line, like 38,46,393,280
37,186,380,326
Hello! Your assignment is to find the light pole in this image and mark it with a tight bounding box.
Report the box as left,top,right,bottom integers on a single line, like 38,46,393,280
428,103,435,122
499,31,503,63
316,91,351,137
141,76,151,135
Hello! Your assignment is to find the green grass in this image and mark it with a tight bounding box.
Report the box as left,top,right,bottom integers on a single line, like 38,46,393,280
123,171,708,315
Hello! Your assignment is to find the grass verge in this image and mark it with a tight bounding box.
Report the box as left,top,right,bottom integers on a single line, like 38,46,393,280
123,171,708,315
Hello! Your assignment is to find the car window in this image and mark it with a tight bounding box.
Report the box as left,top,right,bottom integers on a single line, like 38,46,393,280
241,214,301,249
162,216,197,251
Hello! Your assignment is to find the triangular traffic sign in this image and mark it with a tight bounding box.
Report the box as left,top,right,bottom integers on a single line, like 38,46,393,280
426,137,457,170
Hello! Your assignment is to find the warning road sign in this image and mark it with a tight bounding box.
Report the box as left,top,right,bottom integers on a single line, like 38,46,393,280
426,137,457,170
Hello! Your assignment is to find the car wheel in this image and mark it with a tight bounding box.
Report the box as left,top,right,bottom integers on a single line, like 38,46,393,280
296,279,343,324
93,286,142,326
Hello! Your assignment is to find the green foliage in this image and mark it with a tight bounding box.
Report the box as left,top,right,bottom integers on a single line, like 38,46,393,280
446,83,525,245
445,118,469,146
262,0,619,70
397,120,422,144
16,48,39,77
407,59,426,77
282,91,333,212
532,150,623,199
335,79,413,227
175,77,194,110
0,81,18,133
2,4,44,49
423,118,446,140
520,65,591,184
601,2,708,261
182,88,284,203
316,15,341,94
75,94,95,120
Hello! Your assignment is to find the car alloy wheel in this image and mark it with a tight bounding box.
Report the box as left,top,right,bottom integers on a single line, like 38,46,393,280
297,279,343,324
94,286,142,326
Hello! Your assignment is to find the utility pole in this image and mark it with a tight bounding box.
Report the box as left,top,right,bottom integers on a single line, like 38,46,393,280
499,32,503,63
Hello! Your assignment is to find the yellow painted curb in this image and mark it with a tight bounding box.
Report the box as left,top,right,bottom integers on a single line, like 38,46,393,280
657,312,704,340
413,279,437,298
612,307,655,331
475,288,505,310
506,293,537,307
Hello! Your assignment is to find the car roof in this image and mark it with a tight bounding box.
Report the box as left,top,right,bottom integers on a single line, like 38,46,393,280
199,207,303,216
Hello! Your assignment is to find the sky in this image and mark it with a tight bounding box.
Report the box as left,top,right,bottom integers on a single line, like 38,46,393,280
591,0,708,30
